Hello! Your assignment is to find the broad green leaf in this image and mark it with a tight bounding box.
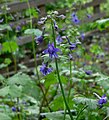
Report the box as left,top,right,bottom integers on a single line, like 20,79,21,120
9,85,22,98
0,113,11,120
44,72,58,88
0,63,7,69
0,86,9,97
50,96,64,111
2,41,18,53
96,18,109,30
73,97,97,109
8,73,32,86
23,84,40,100
4,58,12,65
24,29,42,36
96,74,109,90
0,24,12,31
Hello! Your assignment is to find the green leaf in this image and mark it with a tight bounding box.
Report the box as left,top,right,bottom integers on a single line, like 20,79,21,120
0,74,5,82
0,63,7,69
0,113,11,120
96,74,109,90
24,29,42,36
90,44,102,55
50,96,64,111
96,18,109,31
23,84,40,100
0,24,12,31
46,113,70,120
44,72,58,88
8,73,32,86
73,97,97,109
0,86,9,97
60,75,68,84
4,58,12,65
9,85,22,98
2,41,18,53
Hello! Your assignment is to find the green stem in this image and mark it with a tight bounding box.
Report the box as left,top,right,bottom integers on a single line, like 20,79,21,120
76,105,88,120
70,60,72,78
63,104,67,120
26,0,52,117
51,20,73,120
55,58,73,120
6,66,9,78
26,0,39,80
68,60,72,101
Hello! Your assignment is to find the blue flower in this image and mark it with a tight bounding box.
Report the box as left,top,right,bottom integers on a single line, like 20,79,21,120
81,33,85,40
9,23,14,28
71,13,80,24
0,18,3,23
16,26,21,31
69,43,76,50
35,36,43,44
40,63,53,76
72,18,80,24
56,35,63,44
85,70,92,75
43,43,60,59
87,14,92,19
12,106,17,112
69,54,73,60
71,13,76,17
98,95,107,107
66,36,76,50
21,21,26,25
54,21,58,30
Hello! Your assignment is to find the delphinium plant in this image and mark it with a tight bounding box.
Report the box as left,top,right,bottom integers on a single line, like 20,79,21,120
0,0,109,120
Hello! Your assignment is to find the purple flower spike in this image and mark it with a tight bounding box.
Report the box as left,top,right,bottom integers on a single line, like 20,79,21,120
43,43,60,59
85,70,92,75
98,95,107,107
35,36,43,44
12,106,17,112
56,35,63,44
69,43,76,50
40,63,53,76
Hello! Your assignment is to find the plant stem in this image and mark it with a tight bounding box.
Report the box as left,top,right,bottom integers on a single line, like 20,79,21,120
26,0,52,117
51,20,73,120
26,0,39,80
76,105,88,120
55,58,74,120
68,60,72,101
